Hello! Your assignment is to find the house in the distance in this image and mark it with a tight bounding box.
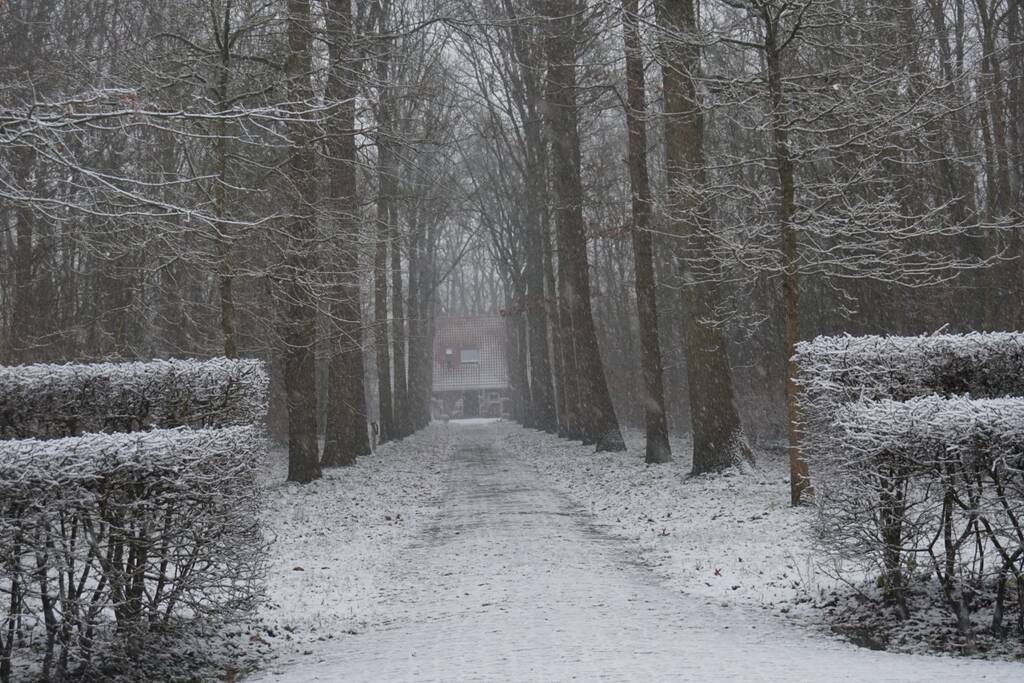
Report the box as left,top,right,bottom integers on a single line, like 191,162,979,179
432,315,510,419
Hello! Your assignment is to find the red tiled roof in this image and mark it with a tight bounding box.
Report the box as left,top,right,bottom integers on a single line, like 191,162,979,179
432,316,509,392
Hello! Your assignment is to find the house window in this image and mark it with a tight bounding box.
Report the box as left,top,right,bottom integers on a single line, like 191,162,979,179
460,348,480,364
445,348,455,369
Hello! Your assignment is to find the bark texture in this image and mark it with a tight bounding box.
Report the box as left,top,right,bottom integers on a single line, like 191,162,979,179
658,0,750,474
544,0,625,452
322,0,371,467
283,0,321,484
374,11,396,444
622,0,671,464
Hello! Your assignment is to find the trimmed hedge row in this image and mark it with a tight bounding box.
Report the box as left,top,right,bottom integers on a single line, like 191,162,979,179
0,358,268,439
795,332,1024,435
0,359,268,681
795,334,1024,642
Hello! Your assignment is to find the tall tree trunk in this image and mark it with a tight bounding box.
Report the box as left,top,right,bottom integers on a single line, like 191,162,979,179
283,0,321,484
417,272,439,430
622,0,671,464
374,13,395,444
406,215,426,429
506,2,558,432
657,0,750,474
543,201,567,433
391,204,408,438
213,7,237,359
507,302,529,424
762,9,808,503
524,134,558,432
375,193,394,444
974,1,1007,333
322,0,371,467
977,0,1012,214
11,150,35,364
405,201,438,431
544,0,625,452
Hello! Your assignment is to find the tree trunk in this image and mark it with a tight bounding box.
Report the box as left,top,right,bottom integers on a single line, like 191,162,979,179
213,18,237,359
391,203,408,438
406,215,426,429
322,0,371,467
544,0,625,452
283,0,321,484
622,0,671,464
657,0,750,474
11,150,35,364
507,4,558,433
524,137,558,432
542,203,566,431
762,11,808,503
374,195,394,444
374,15,395,444
506,304,528,424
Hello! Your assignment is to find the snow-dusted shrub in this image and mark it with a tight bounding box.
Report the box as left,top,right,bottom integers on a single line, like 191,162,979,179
796,333,1024,640
0,426,267,681
818,398,1024,627
0,358,268,439
0,359,269,680
794,332,1024,440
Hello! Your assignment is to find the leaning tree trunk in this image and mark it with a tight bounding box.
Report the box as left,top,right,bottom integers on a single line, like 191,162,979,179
544,0,625,452
657,0,750,474
622,0,671,464
322,0,371,467
282,0,321,484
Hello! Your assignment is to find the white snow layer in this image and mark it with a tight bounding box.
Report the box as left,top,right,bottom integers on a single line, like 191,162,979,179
250,420,1022,682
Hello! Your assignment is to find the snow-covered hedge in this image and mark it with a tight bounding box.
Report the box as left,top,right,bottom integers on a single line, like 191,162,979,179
0,359,268,681
818,397,1024,628
795,333,1024,638
794,332,1024,440
0,426,267,680
0,358,268,439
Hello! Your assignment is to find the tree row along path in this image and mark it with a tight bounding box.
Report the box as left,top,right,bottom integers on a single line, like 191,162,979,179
252,422,1022,682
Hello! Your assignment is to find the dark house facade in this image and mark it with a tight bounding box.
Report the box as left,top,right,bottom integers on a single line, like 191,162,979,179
432,316,510,419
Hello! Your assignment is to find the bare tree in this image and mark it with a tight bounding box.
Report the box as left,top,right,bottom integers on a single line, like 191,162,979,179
622,0,671,463
656,0,752,474
544,0,626,452
281,0,321,483
322,0,372,467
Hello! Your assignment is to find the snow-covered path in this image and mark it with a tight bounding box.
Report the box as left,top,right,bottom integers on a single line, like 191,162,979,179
252,422,1022,682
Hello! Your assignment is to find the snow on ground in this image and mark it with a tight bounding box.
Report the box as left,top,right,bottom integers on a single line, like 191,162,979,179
499,423,1024,658
499,424,827,617
255,425,452,669
247,421,1023,681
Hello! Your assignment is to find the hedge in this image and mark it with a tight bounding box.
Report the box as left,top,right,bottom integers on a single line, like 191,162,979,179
795,334,1024,640
0,358,268,681
0,358,268,440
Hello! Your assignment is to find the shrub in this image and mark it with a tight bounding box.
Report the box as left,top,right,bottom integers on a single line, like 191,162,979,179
0,358,268,440
0,358,268,681
794,332,1024,441
795,334,1024,643
815,396,1024,634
